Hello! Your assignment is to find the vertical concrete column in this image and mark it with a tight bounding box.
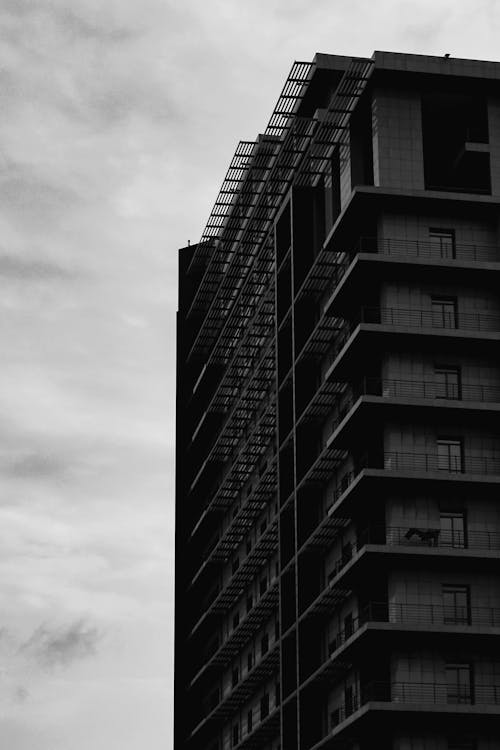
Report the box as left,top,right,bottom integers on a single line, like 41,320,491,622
488,97,500,197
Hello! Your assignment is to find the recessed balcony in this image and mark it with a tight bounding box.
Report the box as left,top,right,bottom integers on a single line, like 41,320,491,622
323,236,500,317
311,680,500,749
324,306,500,381
299,600,500,689
322,448,500,522
322,376,500,453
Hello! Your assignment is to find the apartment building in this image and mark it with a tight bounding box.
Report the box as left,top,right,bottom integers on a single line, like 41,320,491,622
175,51,500,750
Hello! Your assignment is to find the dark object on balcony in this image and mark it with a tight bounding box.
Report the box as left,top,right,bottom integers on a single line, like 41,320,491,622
404,527,440,546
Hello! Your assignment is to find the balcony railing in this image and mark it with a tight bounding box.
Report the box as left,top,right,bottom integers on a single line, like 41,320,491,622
322,376,500,452
325,523,500,586
362,601,500,627
382,450,500,476
324,449,500,519
360,376,500,403
365,524,500,552
355,237,499,264
329,680,500,732
359,306,500,332
325,601,500,660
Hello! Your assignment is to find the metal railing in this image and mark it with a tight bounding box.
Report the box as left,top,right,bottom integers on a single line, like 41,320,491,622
363,680,500,705
325,523,500,585
322,375,500,452
363,524,500,552
330,680,500,730
359,306,500,332
382,450,500,476
359,376,500,403
355,236,499,264
326,601,500,658
323,449,500,524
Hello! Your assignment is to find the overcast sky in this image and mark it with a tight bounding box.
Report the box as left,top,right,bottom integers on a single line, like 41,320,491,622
0,1,499,748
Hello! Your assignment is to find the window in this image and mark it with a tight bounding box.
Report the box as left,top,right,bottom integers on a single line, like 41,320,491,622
247,651,254,672
232,724,239,747
443,584,471,624
446,663,473,704
260,693,269,720
435,366,461,399
344,612,354,639
437,438,463,472
344,684,355,716
430,228,456,258
260,575,268,596
274,620,280,641
432,297,458,328
247,709,253,734
232,611,240,629
341,542,353,565
275,681,280,706
246,537,252,555
440,510,466,548
246,594,253,614
261,632,269,656
232,556,240,575
232,666,239,687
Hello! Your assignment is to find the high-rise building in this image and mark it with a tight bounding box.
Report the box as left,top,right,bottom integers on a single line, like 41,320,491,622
175,51,500,750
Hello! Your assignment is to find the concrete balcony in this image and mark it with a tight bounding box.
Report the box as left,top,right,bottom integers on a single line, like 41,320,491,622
324,236,500,318
324,307,500,382
310,679,500,749
321,448,500,523
299,600,500,689
321,376,500,454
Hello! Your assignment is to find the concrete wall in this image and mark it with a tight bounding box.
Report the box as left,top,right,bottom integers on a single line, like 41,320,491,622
372,87,425,190
379,281,500,318
378,211,499,248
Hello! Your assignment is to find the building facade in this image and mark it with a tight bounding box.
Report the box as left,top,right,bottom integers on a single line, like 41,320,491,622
175,52,500,750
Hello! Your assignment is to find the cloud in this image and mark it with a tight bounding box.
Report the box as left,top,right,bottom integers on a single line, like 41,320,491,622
0,254,78,281
19,619,103,669
0,451,69,481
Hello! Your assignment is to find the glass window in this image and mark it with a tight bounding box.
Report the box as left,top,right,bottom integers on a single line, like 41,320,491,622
232,666,239,687
247,709,253,734
344,612,354,639
435,366,461,399
446,663,472,704
437,438,463,472
344,684,355,715
261,632,269,656
432,297,458,328
430,228,456,258
440,511,466,548
232,724,239,747
443,584,470,624
275,681,280,706
260,693,269,720
247,651,254,672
